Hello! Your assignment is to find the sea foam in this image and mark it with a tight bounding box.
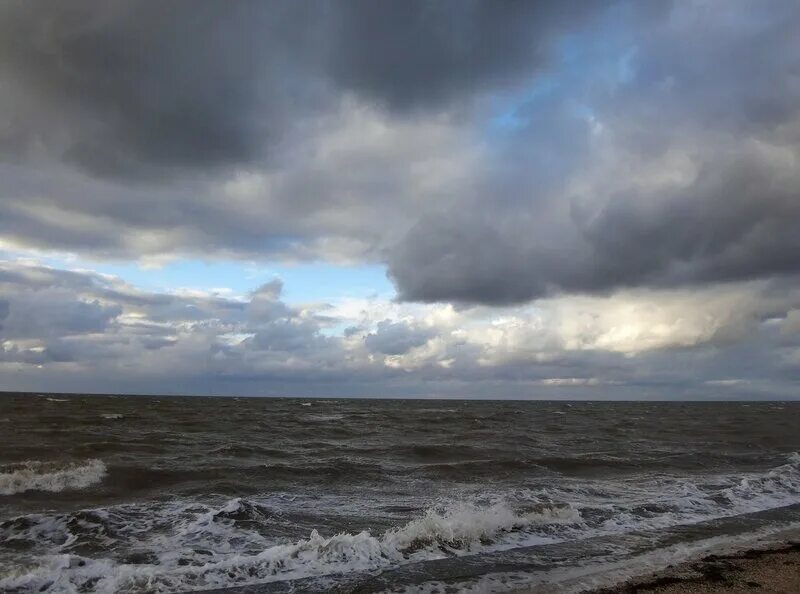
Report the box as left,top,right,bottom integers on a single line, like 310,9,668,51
0,459,107,495
1,454,798,593
0,498,579,593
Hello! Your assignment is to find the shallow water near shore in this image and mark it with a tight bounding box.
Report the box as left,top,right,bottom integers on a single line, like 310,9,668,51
1,395,799,593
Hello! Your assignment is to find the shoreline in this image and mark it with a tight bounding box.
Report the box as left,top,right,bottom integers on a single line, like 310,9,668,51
587,540,800,593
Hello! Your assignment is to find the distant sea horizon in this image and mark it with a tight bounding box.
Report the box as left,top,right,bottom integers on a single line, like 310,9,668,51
2,390,798,401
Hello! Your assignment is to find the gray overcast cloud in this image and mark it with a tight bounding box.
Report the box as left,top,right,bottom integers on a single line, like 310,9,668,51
1,0,799,397
0,1,603,176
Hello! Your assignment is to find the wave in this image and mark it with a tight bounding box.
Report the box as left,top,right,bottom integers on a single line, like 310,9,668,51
259,459,390,483
101,413,124,420
383,501,580,554
720,452,800,512
1,454,798,593
0,459,107,495
0,499,580,592
306,414,346,422
0,498,578,593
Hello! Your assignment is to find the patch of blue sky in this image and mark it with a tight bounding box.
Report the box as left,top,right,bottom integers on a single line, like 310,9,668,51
487,77,557,132
249,261,394,304
486,5,637,137
1,248,394,304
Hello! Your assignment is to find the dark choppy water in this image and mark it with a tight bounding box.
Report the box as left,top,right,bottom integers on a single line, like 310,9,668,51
1,394,799,593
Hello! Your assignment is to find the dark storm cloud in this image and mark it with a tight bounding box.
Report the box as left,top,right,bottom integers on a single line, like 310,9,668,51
0,0,605,179
1,0,799,309
388,145,800,304
388,0,800,304
324,1,609,112
0,1,322,178
574,154,800,288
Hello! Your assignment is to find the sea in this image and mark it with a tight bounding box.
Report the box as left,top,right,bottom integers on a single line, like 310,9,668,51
1,394,799,593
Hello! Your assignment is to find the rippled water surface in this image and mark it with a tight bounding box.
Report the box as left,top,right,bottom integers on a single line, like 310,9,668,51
1,395,799,592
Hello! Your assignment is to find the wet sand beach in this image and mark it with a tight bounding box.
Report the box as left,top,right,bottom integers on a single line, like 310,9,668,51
591,540,800,594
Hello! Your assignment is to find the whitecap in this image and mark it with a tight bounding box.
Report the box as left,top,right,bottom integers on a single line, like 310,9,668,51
101,413,124,420
0,459,107,495
383,501,580,553
307,414,345,422
0,498,580,593
2,454,799,593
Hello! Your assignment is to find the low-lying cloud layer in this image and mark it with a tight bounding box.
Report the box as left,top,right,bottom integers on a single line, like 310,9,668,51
2,260,799,397
1,1,799,396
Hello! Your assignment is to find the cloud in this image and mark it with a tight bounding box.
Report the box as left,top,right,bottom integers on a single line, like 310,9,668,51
0,290,120,339
364,320,435,356
387,1,800,303
2,260,799,398
0,0,606,179
0,100,481,262
323,1,611,112
0,0,799,387
0,1,314,178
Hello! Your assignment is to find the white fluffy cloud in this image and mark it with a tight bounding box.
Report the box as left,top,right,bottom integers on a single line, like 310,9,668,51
2,260,799,398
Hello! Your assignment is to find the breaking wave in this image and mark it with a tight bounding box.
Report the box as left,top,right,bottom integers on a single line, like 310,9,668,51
0,454,798,593
0,459,107,495
0,499,579,593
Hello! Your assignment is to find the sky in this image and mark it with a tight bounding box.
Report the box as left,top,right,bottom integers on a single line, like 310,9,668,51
1,0,799,399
